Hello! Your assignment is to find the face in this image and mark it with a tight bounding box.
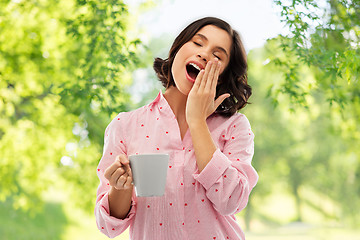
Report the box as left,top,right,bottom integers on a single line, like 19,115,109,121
171,25,232,95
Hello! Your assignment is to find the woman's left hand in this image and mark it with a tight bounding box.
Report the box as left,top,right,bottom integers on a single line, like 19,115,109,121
185,58,231,126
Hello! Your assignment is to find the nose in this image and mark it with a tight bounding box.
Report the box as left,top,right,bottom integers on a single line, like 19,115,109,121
197,53,208,63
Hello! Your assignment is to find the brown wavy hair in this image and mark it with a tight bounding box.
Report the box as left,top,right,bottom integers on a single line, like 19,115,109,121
153,17,251,117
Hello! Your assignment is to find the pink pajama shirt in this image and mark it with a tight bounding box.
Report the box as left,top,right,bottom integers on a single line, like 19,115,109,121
95,89,258,240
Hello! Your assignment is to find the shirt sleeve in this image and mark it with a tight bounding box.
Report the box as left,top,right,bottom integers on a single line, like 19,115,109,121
94,113,136,238
193,114,258,216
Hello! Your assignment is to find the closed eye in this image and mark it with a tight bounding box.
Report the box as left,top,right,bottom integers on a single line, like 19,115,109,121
193,41,202,46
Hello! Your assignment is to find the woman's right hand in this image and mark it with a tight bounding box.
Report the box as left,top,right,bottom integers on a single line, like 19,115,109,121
104,154,133,191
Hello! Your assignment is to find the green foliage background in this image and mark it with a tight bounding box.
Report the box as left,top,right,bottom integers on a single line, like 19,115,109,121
0,0,359,239
0,0,142,212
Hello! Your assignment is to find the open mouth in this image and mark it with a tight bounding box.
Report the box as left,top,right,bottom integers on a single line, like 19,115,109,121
186,63,201,82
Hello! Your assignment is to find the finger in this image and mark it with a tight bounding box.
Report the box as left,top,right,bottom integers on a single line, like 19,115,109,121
193,69,204,90
117,154,130,172
104,160,122,180
123,175,133,189
211,60,221,91
116,173,129,189
207,58,218,89
109,167,125,187
118,154,130,165
126,165,133,178
200,61,212,90
120,155,132,176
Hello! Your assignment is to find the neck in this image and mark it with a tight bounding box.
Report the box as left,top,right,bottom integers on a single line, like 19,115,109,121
163,86,187,121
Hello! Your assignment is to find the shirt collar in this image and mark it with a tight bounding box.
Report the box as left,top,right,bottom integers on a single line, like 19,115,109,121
147,89,173,117
150,89,163,105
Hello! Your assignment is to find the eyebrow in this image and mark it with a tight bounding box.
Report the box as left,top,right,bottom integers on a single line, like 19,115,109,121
194,33,229,58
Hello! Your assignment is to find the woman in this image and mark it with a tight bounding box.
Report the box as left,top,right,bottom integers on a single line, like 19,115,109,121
95,16,258,240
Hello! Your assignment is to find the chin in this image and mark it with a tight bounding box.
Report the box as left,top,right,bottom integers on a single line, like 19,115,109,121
172,77,192,96
178,86,191,96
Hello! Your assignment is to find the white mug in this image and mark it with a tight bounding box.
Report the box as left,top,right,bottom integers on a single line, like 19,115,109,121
129,153,169,197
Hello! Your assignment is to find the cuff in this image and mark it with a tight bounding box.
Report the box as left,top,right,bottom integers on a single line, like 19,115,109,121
98,192,136,224
193,148,232,190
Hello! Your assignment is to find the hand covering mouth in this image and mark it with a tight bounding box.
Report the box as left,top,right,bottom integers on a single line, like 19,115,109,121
186,62,202,81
